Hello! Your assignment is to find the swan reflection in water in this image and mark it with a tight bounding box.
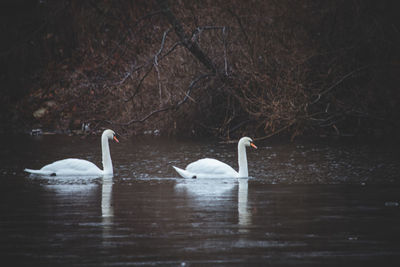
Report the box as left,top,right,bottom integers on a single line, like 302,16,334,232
39,174,114,242
238,178,251,233
41,174,99,195
174,177,235,198
174,177,252,231
101,175,114,242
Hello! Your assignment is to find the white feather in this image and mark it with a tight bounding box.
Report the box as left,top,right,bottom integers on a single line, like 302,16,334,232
173,137,256,178
24,129,118,176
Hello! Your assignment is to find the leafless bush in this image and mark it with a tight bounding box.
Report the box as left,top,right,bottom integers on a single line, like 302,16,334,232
8,0,400,139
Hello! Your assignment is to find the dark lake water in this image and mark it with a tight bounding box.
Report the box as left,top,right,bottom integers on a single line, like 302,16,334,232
1,134,400,266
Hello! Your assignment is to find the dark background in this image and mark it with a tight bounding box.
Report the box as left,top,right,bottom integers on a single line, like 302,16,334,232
1,0,399,140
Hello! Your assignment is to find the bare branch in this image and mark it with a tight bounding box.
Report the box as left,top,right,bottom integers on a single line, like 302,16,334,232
310,65,370,105
122,30,179,102
108,73,214,126
190,26,226,43
156,0,217,74
154,29,171,102
113,62,137,86
222,26,228,76
160,42,182,59
123,65,154,102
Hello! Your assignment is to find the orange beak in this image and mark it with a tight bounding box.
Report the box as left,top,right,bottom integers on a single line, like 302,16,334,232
113,136,119,143
250,142,257,149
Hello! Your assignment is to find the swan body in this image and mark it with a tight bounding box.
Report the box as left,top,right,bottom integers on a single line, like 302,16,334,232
173,137,257,178
24,129,119,176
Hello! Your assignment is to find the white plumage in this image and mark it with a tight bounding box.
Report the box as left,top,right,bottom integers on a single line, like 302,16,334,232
24,129,119,176
173,137,257,178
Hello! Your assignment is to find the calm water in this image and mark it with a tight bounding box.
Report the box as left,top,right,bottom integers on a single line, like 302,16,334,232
0,134,400,266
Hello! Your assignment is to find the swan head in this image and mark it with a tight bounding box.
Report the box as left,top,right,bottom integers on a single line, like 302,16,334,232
102,129,119,143
238,137,257,149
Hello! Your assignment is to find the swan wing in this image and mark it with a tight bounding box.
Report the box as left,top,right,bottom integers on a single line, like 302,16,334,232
172,166,193,179
35,158,102,176
24,168,54,176
184,158,238,178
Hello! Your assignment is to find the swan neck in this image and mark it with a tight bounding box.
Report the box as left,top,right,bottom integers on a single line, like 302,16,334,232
101,134,113,174
238,142,248,177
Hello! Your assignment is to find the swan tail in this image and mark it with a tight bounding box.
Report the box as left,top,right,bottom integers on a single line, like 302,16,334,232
24,168,55,176
173,166,194,179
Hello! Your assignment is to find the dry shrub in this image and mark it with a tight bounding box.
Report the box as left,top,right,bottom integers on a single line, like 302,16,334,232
7,0,400,139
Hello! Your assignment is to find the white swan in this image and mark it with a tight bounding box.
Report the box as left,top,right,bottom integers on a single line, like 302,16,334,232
173,137,257,178
24,129,119,176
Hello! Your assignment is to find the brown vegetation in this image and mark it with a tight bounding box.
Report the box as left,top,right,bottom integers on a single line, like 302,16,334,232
1,0,399,139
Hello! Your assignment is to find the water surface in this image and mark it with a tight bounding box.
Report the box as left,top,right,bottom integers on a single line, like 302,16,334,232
0,134,399,266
